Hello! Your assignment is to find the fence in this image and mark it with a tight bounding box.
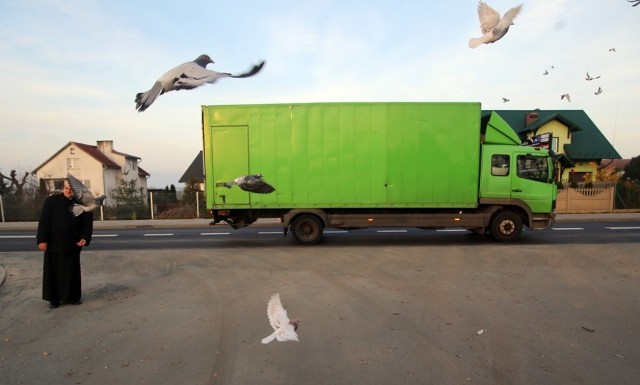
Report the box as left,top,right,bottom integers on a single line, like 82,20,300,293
556,186,615,213
0,191,208,222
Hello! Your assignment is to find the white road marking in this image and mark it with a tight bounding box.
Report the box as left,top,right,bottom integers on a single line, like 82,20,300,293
436,229,468,232
324,230,349,234
376,230,408,233
200,232,231,236
605,226,640,230
552,227,584,231
258,231,282,235
143,233,174,237
0,235,35,239
93,234,119,237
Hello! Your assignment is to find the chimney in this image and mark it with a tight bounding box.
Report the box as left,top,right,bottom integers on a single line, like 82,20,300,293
97,140,114,155
525,111,539,126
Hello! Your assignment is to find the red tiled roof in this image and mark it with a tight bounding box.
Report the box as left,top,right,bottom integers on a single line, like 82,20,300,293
73,142,121,169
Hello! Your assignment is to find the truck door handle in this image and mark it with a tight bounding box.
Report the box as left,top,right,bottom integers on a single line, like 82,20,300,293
512,189,522,192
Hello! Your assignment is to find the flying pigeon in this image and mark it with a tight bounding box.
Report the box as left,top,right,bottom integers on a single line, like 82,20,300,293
261,293,300,344
542,69,549,75
585,72,601,81
224,174,275,194
561,93,571,102
594,86,603,95
628,0,639,7
135,54,265,112
66,174,106,216
469,2,523,48
502,97,510,103
609,48,616,52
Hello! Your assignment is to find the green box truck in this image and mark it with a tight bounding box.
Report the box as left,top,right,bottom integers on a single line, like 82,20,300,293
202,102,557,244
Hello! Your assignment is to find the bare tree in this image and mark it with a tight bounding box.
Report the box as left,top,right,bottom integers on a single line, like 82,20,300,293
0,170,30,196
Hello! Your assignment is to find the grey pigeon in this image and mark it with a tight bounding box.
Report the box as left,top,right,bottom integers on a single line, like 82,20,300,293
561,93,571,102
224,174,275,194
594,86,603,95
585,72,601,81
609,48,616,52
469,2,523,48
67,174,106,216
543,69,549,75
135,54,265,112
629,0,639,7
261,293,300,344
502,97,510,103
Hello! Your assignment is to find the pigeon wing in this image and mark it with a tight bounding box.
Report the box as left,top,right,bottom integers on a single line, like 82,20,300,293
67,174,94,204
266,293,290,331
496,4,522,29
477,1,501,33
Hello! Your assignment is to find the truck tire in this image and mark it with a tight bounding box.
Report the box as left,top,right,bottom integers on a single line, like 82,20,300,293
291,214,323,245
490,211,523,242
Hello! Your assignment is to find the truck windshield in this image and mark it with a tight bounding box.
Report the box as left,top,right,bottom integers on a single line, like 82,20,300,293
517,155,549,183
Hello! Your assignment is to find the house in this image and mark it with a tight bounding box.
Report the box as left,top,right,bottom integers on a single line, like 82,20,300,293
32,140,150,206
488,109,621,185
179,151,204,190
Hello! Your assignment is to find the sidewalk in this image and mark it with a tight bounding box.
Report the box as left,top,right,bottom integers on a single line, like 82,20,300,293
1,213,639,231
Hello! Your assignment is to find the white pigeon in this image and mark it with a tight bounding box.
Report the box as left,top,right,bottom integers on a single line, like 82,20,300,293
67,174,106,216
469,2,523,48
224,174,275,194
262,293,299,344
135,54,265,112
561,93,571,102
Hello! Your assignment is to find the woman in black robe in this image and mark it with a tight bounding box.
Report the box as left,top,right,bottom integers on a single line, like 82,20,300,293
37,180,93,309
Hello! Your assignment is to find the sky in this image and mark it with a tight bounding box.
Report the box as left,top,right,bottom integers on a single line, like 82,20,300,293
1,0,639,189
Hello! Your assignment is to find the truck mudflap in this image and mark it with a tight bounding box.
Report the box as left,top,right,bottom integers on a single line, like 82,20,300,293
530,211,556,230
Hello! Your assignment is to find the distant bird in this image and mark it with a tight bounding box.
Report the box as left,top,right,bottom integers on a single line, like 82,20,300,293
585,72,601,81
261,293,300,344
609,48,616,52
502,97,510,103
135,54,265,112
542,69,549,75
66,174,106,216
561,93,571,102
224,174,275,194
628,0,639,7
469,2,523,48
594,86,603,95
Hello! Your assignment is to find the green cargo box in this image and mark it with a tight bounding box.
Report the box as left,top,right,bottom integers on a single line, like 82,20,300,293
202,102,482,209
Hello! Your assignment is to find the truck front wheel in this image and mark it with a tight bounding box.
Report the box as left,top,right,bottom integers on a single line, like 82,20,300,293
490,211,523,242
291,214,324,245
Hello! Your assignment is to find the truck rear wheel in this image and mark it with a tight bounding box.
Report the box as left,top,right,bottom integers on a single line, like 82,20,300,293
490,211,523,242
291,214,323,245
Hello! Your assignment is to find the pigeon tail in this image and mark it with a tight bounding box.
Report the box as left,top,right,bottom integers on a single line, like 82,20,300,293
261,333,277,344
135,81,163,112
95,195,107,206
230,61,266,78
468,36,489,49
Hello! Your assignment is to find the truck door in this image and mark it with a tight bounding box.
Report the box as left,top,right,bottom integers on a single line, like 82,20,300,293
211,126,250,206
510,153,554,213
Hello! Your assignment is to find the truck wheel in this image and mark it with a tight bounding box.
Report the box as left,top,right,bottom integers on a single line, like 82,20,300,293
490,211,523,242
291,214,323,245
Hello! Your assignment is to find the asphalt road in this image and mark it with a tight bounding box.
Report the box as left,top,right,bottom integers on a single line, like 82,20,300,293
1,221,640,251
1,219,639,385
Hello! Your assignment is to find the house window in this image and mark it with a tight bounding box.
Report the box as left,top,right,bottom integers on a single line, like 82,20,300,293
67,158,80,169
491,155,510,176
551,137,559,152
